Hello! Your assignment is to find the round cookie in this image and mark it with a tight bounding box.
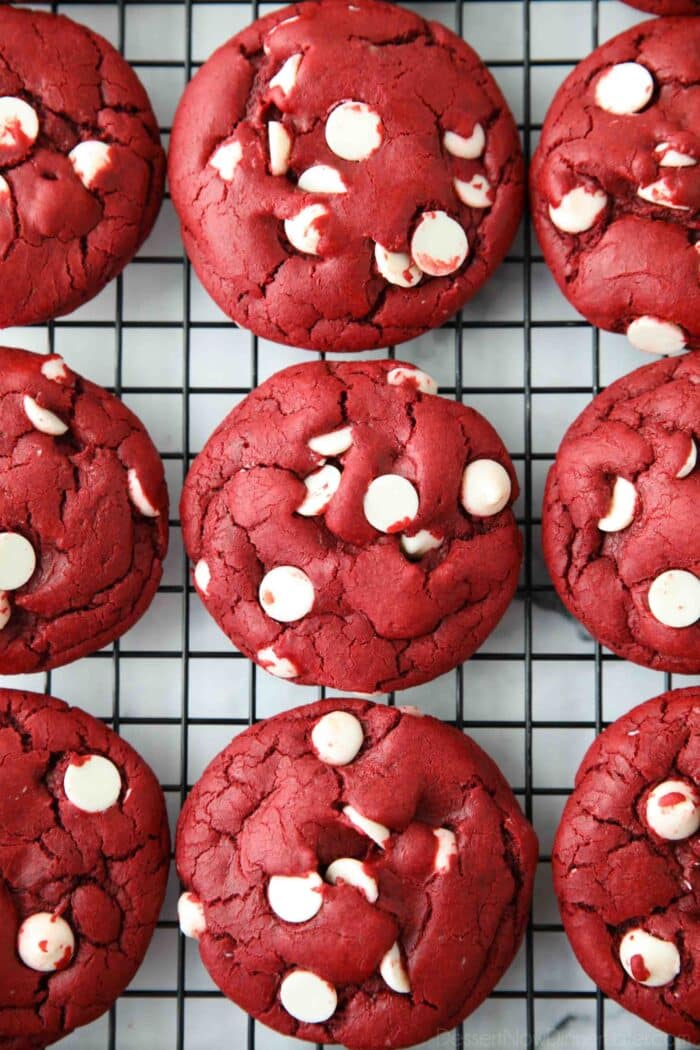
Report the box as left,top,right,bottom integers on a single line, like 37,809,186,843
168,0,523,352
176,698,538,1049
181,359,522,693
554,687,700,1042
531,16,700,354
0,5,164,327
0,347,168,674
543,353,700,673
623,0,698,13
0,687,170,1048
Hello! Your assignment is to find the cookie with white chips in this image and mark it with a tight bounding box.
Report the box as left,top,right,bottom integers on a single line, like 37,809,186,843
176,698,538,1049
0,347,168,674
181,359,521,693
0,6,164,327
554,687,700,1042
531,16,700,355
543,353,700,673
168,0,523,352
0,688,169,1048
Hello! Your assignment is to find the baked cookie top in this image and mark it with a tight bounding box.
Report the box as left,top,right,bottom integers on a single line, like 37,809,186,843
0,688,170,1048
543,354,700,673
554,688,700,1043
181,359,521,693
169,0,524,352
531,16,700,354
0,348,168,675
177,698,538,1049
0,5,164,327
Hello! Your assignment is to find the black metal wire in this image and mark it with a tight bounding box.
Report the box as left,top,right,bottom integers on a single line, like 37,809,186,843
49,0,627,1046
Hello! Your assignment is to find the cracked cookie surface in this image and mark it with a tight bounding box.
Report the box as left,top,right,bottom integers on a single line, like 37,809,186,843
543,354,700,673
554,687,700,1042
180,359,522,693
531,17,700,354
0,347,168,675
168,0,523,353
176,698,538,1049
0,687,170,1048
0,5,164,327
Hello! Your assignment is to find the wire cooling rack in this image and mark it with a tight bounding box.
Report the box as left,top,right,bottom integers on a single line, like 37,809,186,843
6,0,695,1047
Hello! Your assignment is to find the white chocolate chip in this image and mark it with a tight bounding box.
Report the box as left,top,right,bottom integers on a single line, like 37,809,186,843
210,141,243,181
433,828,458,874
325,100,383,161
400,529,443,559
0,97,39,150
41,357,69,383
268,121,292,176
325,858,378,902
0,533,35,591
374,244,422,288
454,173,493,209
263,16,301,55
387,366,437,395
63,754,121,813
269,53,302,97
308,426,353,457
619,929,680,987
284,203,329,255
648,569,700,628
364,475,419,534
343,804,391,848
656,143,697,168
380,942,411,994
297,165,347,194
127,468,159,518
17,913,74,973
461,459,511,518
410,211,468,277
23,395,68,437
0,591,9,630
280,970,337,1023
443,123,485,160
178,892,206,939
257,646,299,679
677,438,697,479
268,872,324,923
597,476,637,533
312,710,364,765
0,175,8,198
194,559,211,595
595,62,654,115
548,186,608,234
637,178,690,211
259,565,315,622
627,316,686,355
68,141,112,189
646,779,700,841
297,464,341,517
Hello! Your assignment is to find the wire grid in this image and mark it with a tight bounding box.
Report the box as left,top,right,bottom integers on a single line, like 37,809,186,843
6,0,693,1047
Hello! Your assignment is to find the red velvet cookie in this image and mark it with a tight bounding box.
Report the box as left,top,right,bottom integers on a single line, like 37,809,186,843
168,0,523,353
0,687,170,1048
554,687,700,1042
624,0,698,13
176,698,537,1049
0,347,168,675
181,359,521,692
543,354,700,672
0,5,164,327
531,17,700,355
